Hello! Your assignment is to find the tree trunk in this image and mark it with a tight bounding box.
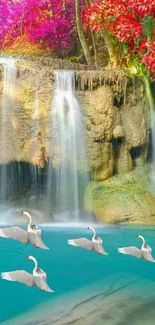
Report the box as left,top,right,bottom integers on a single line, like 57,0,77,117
91,32,99,66
85,0,98,66
75,0,94,65
103,30,118,68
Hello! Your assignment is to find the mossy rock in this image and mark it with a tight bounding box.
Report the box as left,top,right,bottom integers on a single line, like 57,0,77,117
84,181,100,211
84,171,155,225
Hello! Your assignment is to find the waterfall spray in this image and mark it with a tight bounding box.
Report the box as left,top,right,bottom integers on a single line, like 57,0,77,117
0,58,17,200
30,76,40,195
47,71,89,221
144,76,155,160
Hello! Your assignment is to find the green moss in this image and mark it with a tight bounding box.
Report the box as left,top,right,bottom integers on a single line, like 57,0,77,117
84,171,155,224
84,181,100,211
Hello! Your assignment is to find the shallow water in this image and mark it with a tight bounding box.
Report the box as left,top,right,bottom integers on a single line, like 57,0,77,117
1,225,155,324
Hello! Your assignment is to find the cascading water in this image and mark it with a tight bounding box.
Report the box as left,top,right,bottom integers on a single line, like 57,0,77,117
0,60,91,224
0,58,17,200
47,71,89,222
30,76,41,196
144,77,155,191
0,59,43,223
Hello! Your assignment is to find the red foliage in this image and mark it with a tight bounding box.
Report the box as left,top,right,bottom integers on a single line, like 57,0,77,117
83,0,128,32
112,15,142,42
128,0,155,19
141,42,155,76
139,39,148,53
83,0,155,77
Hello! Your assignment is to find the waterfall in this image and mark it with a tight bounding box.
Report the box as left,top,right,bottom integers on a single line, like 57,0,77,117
144,76,155,190
144,77,155,154
0,59,42,211
0,58,17,200
30,76,41,196
47,71,89,222
0,60,91,223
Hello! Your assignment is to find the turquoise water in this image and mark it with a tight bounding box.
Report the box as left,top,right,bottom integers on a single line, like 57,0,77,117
1,225,155,324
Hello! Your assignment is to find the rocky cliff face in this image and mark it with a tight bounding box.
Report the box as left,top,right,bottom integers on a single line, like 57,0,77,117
79,75,153,224
0,57,152,224
0,59,150,171
84,171,155,225
79,75,150,180
0,59,53,166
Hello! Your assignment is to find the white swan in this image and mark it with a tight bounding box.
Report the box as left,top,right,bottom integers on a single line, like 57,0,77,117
0,210,49,249
118,235,155,262
1,256,53,292
22,211,42,236
68,226,108,255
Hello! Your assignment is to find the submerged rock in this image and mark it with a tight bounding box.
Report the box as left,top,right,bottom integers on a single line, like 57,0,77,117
9,275,155,325
84,171,155,224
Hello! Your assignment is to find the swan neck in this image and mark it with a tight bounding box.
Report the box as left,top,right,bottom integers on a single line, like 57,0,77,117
139,235,145,246
90,227,96,238
32,257,38,269
25,212,33,226
141,236,145,245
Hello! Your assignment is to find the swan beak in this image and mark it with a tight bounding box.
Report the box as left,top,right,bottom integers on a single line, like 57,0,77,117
26,256,29,260
88,226,90,230
21,211,24,216
137,236,140,239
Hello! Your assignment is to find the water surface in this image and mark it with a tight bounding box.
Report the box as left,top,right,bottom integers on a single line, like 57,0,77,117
1,225,155,324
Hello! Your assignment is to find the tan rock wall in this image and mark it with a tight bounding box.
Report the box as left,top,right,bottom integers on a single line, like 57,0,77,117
0,64,53,165
0,59,150,181
84,172,155,225
78,77,150,180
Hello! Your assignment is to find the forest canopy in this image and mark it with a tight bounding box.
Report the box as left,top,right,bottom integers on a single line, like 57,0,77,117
1,0,155,78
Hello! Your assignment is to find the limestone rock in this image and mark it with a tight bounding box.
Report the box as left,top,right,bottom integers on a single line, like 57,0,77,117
121,79,150,149
0,60,150,180
78,86,115,178
84,171,155,225
117,144,133,174
113,125,124,138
